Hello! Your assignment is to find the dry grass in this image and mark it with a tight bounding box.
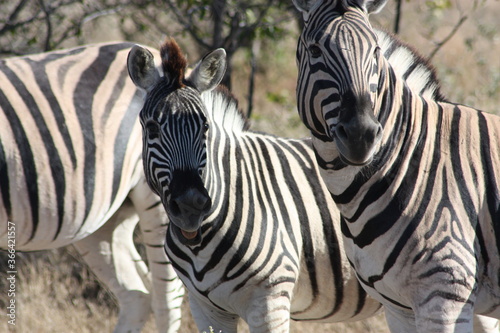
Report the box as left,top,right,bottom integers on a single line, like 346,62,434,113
0,247,389,333
1,1,499,332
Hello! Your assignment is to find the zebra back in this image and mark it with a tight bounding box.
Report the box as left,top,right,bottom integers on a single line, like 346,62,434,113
0,42,186,333
0,42,143,249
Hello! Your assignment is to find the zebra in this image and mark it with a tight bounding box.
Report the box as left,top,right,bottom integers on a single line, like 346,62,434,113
127,37,383,333
126,36,500,332
0,43,184,333
292,0,500,332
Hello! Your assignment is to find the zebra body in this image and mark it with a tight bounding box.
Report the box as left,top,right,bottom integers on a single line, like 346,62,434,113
293,0,500,332
0,43,183,332
127,39,382,333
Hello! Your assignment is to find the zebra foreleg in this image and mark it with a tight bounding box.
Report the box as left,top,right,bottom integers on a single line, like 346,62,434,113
474,315,500,333
385,304,497,333
130,179,184,333
188,294,239,333
384,305,418,333
73,201,151,333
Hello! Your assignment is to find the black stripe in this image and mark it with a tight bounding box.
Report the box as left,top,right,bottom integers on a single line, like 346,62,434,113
17,60,68,240
0,88,39,236
0,136,11,219
477,112,500,264
73,45,121,227
225,137,276,286
111,71,142,203
27,56,77,168
364,103,440,287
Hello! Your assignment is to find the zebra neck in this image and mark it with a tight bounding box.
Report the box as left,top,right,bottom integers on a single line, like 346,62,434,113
202,125,233,230
374,59,431,171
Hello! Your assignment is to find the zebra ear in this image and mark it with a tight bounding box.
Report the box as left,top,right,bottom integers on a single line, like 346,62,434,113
127,45,161,92
187,48,227,93
353,0,388,14
292,0,323,13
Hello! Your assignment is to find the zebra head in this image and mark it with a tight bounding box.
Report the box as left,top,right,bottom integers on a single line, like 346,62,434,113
294,0,386,166
127,38,226,245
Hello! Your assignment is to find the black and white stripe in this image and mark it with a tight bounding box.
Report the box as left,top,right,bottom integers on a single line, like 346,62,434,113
128,38,383,333
0,43,183,333
293,0,500,332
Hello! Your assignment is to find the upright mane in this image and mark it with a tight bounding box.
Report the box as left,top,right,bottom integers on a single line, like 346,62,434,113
160,38,187,88
376,29,446,102
201,86,250,134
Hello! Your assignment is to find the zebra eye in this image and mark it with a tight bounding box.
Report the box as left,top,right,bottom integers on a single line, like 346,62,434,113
203,123,209,132
309,44,322,58
145,120,160,139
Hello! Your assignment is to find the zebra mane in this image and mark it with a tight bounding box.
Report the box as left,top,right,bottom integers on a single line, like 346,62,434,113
376,29,446,101
160,38,187,88
201,86,250,133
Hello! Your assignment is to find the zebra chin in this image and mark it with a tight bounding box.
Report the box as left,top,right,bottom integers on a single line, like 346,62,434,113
332,135,379,166
169,223,203,246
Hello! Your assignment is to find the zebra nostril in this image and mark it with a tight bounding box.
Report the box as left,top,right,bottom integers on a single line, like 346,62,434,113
376,123,383,140
169,198,181,217
200,196,211,213
171,189,211,217
195,193,211,212
336,124,348,141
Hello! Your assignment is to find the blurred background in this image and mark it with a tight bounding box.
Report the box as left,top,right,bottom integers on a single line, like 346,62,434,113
0,0,498,332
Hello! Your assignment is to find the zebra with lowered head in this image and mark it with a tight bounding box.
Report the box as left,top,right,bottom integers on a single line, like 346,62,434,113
0,43,183,333
293,0,500,332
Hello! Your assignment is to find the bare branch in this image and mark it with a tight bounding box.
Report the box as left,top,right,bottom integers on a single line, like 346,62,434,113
428,14,468,60
163,0,211,49
393,0,402,34
0,0,30,33
82,6,126,25
0,1,43,36
38,0,53,51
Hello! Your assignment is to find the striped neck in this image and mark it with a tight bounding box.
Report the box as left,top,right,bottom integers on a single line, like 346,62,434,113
193,89,248,248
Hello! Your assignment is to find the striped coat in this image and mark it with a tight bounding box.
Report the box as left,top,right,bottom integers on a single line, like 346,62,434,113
128,38,382,333
0,43,183,333
293,0,500,332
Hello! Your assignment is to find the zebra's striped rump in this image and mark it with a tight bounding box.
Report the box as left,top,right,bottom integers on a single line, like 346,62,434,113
0,42,185,332
128,38,383,332
294,0,500,332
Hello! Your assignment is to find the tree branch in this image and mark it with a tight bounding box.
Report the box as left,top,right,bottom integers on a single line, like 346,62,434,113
38,0,53,51
428,14,468,60
163,0,211,49
393,0,402,34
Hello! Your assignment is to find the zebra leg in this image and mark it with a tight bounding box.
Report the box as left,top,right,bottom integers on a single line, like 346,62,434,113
474,315,500,333
243,293,292,333
384,305,418,333
74,201,151,333
384,303,495,333
414,300,475,333
129,178,184,333
189,294,239,333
